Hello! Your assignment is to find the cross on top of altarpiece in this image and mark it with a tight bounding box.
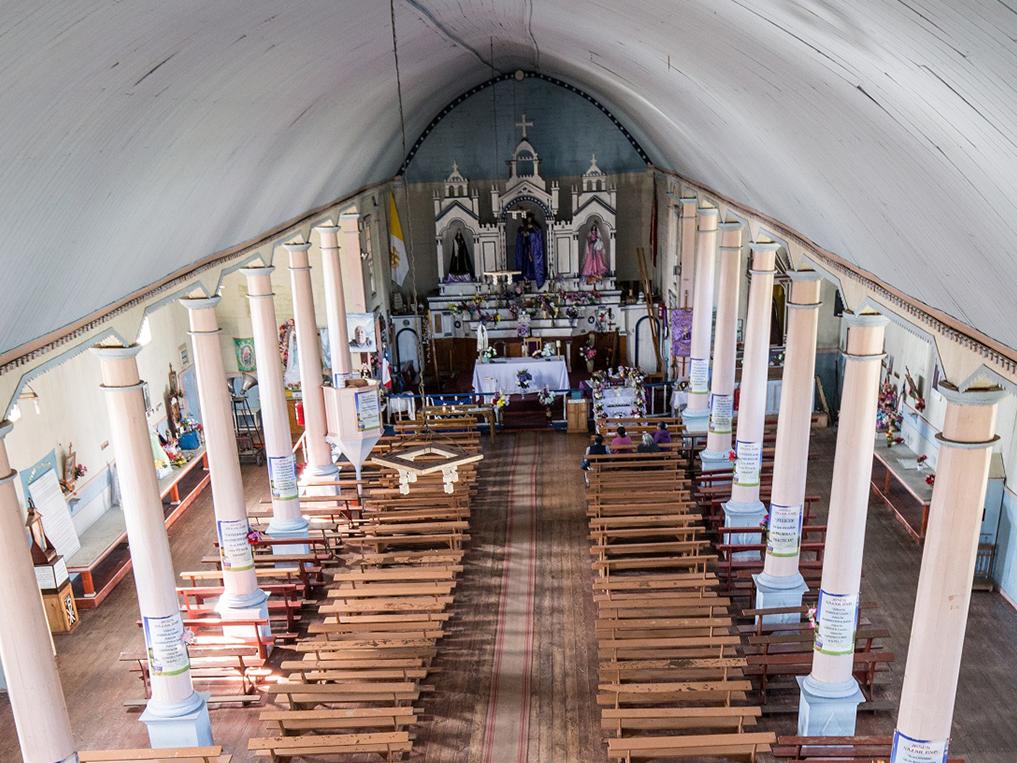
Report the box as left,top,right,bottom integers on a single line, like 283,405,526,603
515,113,534,139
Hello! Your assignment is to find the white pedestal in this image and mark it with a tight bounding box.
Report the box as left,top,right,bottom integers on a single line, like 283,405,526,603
754,571,809,624
266,517,311,558
682,409,709,434
141,692,213,748
699,450,731,472
723,499,766,560
215,590,271,642
797,675,865,735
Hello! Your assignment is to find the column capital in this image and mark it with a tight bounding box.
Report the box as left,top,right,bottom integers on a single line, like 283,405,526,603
696,206,719,218
314,224,341,250
240,265,275,278
787,268,824,283
92,343,143,360
936,381,1007,407
282,241,312,253
842,311,889,329
178,295,222,311
749,239,781,254
718,220,743,231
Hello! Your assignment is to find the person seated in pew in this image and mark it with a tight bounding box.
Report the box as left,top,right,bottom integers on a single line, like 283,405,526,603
610,425,632,451
653,421,672,445
636,433,660,453
581,434,608,484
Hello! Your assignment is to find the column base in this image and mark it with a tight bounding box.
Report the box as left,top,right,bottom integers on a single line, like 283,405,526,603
700,449,733,472
796,675,865,736
682,408,709,434
753,571,809,624
723,499,767,560
301,462,341,497
266,517,311,558
141,692,213,748
215,589,272,644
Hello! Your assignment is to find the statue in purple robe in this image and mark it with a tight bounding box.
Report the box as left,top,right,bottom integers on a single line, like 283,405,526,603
514,213,546,288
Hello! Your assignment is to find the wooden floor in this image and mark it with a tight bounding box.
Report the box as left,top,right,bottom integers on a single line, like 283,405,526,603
2,428,1016,761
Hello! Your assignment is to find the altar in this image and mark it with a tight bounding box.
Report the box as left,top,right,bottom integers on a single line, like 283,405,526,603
472,356,570,396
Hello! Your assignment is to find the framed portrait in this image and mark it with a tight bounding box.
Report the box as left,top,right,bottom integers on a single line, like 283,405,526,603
346,313,378,352
234,337,256,372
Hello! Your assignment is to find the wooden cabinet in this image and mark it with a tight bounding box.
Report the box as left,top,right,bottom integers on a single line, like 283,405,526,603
567,398,590,433
42,581,79,633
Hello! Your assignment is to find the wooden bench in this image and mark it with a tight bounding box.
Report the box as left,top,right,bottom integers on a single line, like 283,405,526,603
259,706,418,734
249,731,412,761
606,731,774,761
79,747,229,762
601,705,761,735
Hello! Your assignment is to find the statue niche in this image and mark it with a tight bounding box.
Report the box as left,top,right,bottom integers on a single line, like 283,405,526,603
579,216,610,281
442,223,475,283
507,206,547,289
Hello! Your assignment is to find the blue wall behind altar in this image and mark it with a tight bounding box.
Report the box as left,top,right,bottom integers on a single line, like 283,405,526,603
404,77,648,182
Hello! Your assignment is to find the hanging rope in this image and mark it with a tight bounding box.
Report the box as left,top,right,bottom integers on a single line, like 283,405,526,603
389,0,428,411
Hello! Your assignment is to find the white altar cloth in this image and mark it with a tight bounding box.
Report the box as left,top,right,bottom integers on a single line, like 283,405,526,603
472,357,570,395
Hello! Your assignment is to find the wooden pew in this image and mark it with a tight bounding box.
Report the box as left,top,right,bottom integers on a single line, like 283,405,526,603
79,748,229,762
606,731,774,761
249,731,412,761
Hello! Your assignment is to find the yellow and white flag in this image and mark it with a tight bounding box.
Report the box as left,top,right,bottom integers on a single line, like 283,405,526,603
388,192,409,286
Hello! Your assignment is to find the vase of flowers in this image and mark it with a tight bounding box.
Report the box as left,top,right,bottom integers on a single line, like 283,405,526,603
479,346,497,363
516,368,533,390
582,346,597,374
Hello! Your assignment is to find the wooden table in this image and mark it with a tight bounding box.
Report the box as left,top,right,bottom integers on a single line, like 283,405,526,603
870,437,933,543
67,448,210,608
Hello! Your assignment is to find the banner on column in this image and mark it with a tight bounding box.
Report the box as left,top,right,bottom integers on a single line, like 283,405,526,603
766,503,803,557
734,440,762,487
708,393,733,434
217,518,255,571
268,455,299,500
689,357,709,395
814,590,859,656
890,730,948,763
143,612,191,676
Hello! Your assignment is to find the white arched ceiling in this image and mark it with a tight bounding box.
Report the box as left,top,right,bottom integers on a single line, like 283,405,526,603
3,0,1017,355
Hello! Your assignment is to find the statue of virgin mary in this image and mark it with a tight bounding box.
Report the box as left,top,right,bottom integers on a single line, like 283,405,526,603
580,223,608,280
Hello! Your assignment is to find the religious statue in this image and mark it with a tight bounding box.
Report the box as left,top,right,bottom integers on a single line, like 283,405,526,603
164,363,184,438
580,223,608,280
446,230,474,282
514,213,546,289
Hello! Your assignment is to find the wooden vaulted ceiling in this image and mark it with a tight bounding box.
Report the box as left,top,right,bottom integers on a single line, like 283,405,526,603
2,1,1016,356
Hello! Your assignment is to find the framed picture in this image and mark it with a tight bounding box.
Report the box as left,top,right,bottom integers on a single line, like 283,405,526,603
234,337,256,372
346,313,378,352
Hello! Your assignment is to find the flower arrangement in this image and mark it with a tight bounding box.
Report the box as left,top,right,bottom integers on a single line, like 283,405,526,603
917,454,928,465
516,316,531,338
925,473,936,487
589,366,647,422
246,528,263,545
182,628,196,646
759,512,770,531
807,606,818,630
537,387,556,406
516,368,533,390
581,346,597,361
728,449,737,463
479,346,497,363
493,391,510,409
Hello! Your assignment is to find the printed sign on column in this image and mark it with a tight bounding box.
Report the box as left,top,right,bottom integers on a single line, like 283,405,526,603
708,393,733,434
217,518,255,571
890,730,949,763
734,440,762,487
268,454,298,500
689,357,709,395
766,503,803,557
142,612,190,676
814,590,859,656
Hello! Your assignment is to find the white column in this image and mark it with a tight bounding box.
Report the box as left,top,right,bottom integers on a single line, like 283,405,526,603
682,204,719,432
891,384,1006,762
678,197,698,309
701,221,743,470
179,297,269,627
798,311,888,736
94,345,212,746
240,267,309,543
754,270,823,622
723,241,778,551
315,225,353,387
0,421,76,763
285,242,338,482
